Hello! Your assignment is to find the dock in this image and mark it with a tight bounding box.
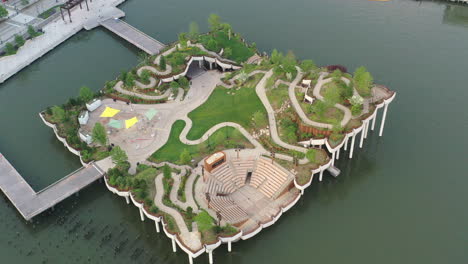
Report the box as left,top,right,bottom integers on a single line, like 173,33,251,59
100,18,165,55
0,153,105,220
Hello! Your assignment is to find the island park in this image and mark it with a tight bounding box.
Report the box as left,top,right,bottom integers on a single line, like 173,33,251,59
0,13,395,264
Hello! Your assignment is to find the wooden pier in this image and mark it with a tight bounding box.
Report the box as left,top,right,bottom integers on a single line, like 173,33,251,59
0,153,105,220
100,18,165,55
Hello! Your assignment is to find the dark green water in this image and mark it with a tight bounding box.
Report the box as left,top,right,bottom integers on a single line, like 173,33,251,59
0,0,467,263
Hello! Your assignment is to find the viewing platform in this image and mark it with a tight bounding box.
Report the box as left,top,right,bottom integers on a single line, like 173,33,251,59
0,153,105,220
100,18,165,55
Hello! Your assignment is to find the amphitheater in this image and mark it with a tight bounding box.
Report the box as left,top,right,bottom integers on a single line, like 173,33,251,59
201,151,300,232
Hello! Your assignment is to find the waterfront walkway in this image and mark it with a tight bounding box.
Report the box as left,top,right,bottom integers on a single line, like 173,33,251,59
0,154,105,220
100,18,165,55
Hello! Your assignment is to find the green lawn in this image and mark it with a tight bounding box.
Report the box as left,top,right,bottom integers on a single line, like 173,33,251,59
186,77,266,140
199,31,255,63
149,120,253,164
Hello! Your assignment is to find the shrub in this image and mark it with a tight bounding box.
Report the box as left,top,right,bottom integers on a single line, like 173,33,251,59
5,43,16,55
15,35,25,47
51,105,66,122
0,5,8,18
159,55,166,70
79,86,94,103
150,205,159,214
27,25,40,37
163,164,171,180
178,76,189,89
306,149,317,163
326,65,347,73
351,104,362,116
140,70,151,84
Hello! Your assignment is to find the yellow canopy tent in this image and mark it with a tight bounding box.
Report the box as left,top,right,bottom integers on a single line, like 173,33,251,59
125,117,138,129
100,107,120,118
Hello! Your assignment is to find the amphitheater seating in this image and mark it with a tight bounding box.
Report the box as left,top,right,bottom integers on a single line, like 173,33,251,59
251,158,291,199
231,158,255,186
210,196,249,224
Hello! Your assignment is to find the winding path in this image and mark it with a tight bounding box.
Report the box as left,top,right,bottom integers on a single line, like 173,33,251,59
154,173,202,249
289,68,333,129
255,69,308,154
113,81,179,100
312,73,352,126
144,161,199,212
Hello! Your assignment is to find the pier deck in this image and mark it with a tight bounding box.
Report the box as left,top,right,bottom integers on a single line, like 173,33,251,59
100,18,165,55
0,154,105,220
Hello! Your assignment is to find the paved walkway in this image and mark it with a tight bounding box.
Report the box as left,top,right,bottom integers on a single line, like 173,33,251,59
289,68,333,129
144,161,199,212
255,69,308,154
0,154,105,220
312,73,352,127
113,80,173,100
100,18,165,55
154,173,202,249
0,0,126,83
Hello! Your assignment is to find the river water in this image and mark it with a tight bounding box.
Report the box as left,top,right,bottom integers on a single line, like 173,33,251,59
0,0,466,263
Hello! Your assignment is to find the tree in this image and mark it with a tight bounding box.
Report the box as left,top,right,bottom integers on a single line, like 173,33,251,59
92,123,107,146
27,25,39,37
353,66,373,96
220,23,232,40
79,86,94,103
300,59,316,72
110,146,128,165
51,105,66,122
208,13,221,31
282,50,297,74
270,49,283,65
5,42,16,55
14,35,25,47
0,5,8,18
179,148,191,164
178,32,187,47
223,47,232,58
178,76,189,89
188,21,199,40
252,111,267,127
206,39,218,51
159,55,166,71
306,149,316,163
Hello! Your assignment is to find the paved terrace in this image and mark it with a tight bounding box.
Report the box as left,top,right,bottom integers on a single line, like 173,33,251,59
100,18,165,55
0,153,106,220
